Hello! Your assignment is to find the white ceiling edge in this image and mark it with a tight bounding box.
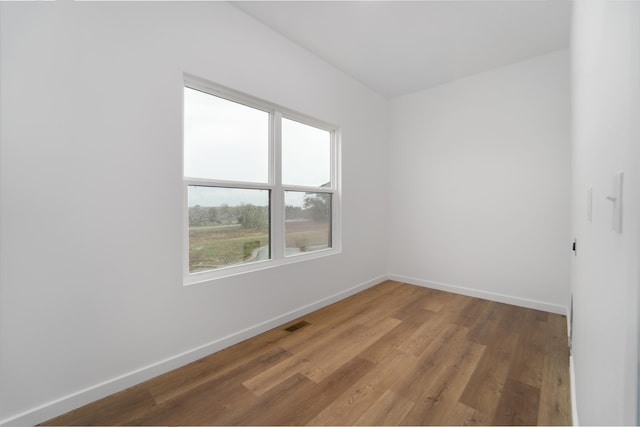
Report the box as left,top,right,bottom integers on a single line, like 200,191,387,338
232,1,571,98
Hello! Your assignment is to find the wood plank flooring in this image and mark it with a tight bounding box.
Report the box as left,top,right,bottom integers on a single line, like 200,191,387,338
42,281,572,426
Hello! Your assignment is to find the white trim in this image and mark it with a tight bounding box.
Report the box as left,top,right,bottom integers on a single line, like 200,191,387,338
570,355,579,426
184,74,274,115
184,74,338,134
332,128,342,253
272,110,284,260
185,246,341,286
0,275,386,427
184,178,273,190
282,184,334,193
387,273,568,315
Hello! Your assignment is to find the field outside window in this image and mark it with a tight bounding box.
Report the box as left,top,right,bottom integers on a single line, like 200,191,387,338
285,191,331,255
188,186,270,272
183,77,339,283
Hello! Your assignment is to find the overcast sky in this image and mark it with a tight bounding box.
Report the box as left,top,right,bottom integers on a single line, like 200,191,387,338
184,87,331,208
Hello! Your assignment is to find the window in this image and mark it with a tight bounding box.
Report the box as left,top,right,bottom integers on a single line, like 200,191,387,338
183,75,340,284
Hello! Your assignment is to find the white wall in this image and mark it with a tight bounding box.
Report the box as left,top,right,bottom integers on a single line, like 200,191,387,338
0,2,389,425
388,50,571,313
571,1,640,424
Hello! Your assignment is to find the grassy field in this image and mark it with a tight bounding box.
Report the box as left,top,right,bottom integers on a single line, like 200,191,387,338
285,220,331,251
189,225,269,272
189,220,331,272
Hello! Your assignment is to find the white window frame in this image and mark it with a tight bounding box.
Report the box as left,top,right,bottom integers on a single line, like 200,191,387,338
183,74,341,285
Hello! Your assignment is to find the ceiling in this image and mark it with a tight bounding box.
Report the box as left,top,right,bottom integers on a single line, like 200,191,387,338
233,1,571,98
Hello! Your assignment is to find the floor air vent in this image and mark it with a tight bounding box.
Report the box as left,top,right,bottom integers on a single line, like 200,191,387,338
284,321,310,333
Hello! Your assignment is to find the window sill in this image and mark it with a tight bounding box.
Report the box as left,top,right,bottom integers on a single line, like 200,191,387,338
183,247,342,286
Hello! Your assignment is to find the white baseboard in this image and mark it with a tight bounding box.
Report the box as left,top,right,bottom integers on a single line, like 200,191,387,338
387,273,568,315
0,274,385,427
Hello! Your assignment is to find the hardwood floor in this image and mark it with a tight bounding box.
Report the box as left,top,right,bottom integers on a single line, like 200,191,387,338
42,281,572,426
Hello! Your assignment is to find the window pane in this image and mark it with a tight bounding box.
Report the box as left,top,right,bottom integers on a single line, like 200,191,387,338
282,118,331,187
285,191,331,256
188,186,270,272
184,87,269,183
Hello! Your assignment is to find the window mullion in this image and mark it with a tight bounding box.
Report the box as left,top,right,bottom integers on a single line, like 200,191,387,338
272,111,284,260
